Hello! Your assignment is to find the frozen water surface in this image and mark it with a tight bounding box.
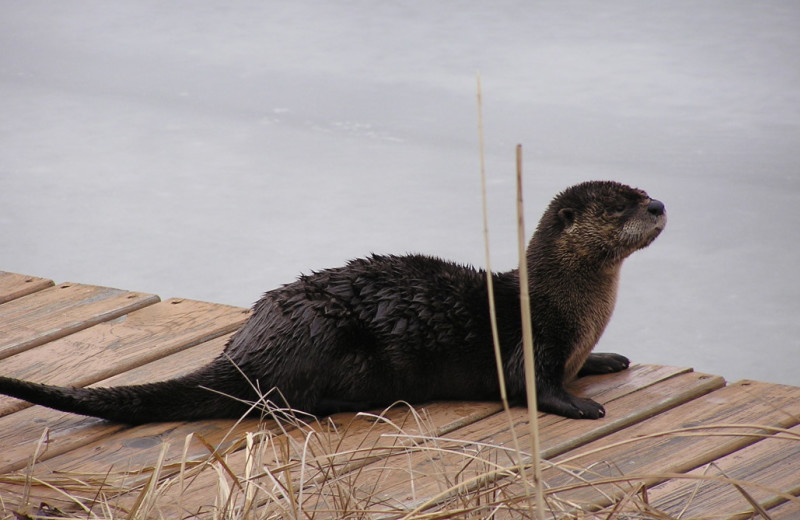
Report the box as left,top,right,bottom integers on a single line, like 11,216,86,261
1,1,798,385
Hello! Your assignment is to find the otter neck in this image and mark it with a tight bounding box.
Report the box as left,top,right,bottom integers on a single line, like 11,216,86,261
526,233,624,287
526,243,622,312
526,235,623,380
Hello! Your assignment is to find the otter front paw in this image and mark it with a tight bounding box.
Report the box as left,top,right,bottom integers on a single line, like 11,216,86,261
537,391,606,420
578,352,630,377
569,396,606,419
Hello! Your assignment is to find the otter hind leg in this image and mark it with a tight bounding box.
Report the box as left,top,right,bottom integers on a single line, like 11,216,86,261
577,352,630,377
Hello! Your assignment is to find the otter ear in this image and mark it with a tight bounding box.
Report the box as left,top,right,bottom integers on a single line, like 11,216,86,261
558,208,575,228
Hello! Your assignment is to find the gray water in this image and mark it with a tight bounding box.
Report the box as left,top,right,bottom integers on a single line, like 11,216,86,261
1,1,798,386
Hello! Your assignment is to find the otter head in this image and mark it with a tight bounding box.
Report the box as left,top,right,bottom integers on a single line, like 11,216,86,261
531,180,667,269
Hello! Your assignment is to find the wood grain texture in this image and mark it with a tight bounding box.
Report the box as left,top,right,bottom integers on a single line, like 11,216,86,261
0,298,249,416
159,367,695,517
121,366,706,518
144,401,507,517
313,369,723,517
0,272,53,304
0,334,232,474
767,497,800,520
1,401,504,515
646,423,800,519
505,380,800,515
0,282,159,360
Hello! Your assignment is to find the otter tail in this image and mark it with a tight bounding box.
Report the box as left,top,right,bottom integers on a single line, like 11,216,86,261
0,363,257,424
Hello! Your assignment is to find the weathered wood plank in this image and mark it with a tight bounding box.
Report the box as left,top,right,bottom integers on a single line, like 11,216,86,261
0,282,159,360
0,336,269,512
0,272,53,304
496,380,800,516
86,366,704,518
159,367,691,517
0,334,249,514
542,372,724,457
96,366,701,518
136,401,506,518
32,416,269,476
645,423,800,519
0,333,232,474
1,401,503,515
768,497,800,520
0,298,249,416
301,369,723,517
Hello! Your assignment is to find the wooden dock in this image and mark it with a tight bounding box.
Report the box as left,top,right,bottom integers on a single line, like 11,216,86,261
0,271,798,519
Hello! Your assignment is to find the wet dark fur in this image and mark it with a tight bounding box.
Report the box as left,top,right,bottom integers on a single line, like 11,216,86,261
0,181,666,423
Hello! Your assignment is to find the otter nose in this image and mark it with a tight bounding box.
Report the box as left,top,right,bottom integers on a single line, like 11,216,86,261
647,199,665,216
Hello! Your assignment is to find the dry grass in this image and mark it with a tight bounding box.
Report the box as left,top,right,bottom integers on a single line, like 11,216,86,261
2,403,799,520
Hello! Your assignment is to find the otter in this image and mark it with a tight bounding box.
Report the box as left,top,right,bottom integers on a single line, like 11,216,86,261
0,181,665,423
